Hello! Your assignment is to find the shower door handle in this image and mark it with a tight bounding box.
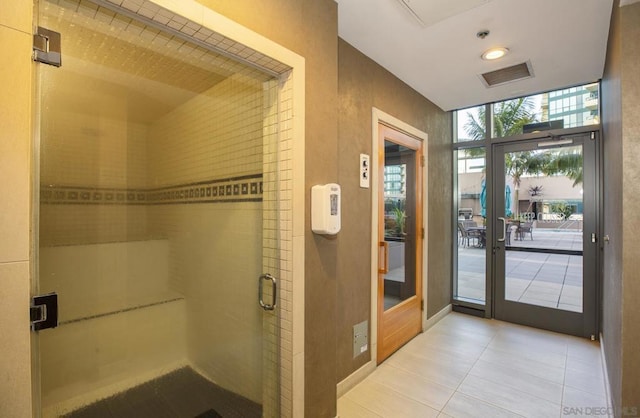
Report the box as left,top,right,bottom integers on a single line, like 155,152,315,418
258,273,277,311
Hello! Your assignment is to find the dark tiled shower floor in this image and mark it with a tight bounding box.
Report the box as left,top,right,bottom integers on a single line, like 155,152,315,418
65,367,261,418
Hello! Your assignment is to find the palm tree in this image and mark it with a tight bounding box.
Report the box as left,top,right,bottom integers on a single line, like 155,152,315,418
504,150,548,218
542,148,583,186
463,98,539,217
462,98,583,218
464,97,538,140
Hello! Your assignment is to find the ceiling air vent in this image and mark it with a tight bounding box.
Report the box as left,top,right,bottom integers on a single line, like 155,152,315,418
395,0,490,28
480,61,533,87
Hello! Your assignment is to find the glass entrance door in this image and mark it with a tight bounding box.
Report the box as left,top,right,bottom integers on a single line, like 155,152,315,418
34,1,280,416
492,133,598,337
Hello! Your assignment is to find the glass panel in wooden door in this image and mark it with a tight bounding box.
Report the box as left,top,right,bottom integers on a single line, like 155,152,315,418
383,141,418,310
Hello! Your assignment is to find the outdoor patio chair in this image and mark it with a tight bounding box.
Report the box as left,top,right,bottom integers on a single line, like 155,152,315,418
518,221,534,240
458,222,482,247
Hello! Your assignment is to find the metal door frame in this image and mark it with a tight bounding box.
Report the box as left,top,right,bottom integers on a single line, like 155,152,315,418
490,132,600,338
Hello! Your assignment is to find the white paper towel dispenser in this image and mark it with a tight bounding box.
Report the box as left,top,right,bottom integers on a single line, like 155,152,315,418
311,183,341,235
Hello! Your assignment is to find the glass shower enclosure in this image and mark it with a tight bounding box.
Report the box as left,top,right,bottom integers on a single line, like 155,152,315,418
33,0,281,416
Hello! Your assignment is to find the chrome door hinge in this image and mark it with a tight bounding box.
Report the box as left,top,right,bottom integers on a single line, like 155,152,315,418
30,292,58,331
591,131,596,140
591,233,597,243
33,27,62,67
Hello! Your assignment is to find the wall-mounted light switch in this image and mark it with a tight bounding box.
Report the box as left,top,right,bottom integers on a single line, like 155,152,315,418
360,154,370,189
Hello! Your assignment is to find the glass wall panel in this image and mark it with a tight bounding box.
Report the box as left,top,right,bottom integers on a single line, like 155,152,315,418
36,0,280,416
455,148,486,303
455,105,485,142
492,83,599,138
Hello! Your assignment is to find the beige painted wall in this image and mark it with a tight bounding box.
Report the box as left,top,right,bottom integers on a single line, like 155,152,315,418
619,1,640,411
601,0,640,414
336,39,452,381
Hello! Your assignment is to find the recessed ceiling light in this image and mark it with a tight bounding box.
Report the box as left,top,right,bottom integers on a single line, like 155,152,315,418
481,47,509,60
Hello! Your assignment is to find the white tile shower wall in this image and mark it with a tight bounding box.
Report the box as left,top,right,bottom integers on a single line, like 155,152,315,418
38,240,187,415
40,301,187,417
39,86,151,245
271,71,295,418
40,98,149,189
144,64,269,404
104,0,291,74
39,240,174,321
262,78,280,416
151,203,264,403
35,2,298,415
39,205,152,246
147,70,265,186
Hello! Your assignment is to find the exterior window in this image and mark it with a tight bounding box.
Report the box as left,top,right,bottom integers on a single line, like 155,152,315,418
490,83,599,137
454,148,486,304
452,82,600,309
455,105,485,142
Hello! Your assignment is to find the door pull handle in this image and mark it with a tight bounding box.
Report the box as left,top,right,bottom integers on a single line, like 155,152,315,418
497,217,506,242
378,241,389,274
258,273,277,311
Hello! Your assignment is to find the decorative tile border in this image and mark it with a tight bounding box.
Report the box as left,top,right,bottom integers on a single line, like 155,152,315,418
149,174,263,204
41,174,263,205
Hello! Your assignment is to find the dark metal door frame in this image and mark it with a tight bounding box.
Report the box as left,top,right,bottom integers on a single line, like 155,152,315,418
490,132,599,338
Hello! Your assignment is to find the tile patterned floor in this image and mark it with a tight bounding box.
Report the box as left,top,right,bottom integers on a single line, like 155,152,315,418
338,312,609,418
65,367,260,418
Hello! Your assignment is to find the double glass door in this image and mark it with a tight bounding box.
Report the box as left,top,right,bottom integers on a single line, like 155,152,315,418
492,133,598,337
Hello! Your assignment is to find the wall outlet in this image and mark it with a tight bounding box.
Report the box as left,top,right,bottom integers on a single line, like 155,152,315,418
353,320,368,358
360,154,370,188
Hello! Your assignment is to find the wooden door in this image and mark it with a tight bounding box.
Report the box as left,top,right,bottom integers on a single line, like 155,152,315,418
377,123,424,363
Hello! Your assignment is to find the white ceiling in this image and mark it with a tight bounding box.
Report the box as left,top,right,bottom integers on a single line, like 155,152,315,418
337,0,614,111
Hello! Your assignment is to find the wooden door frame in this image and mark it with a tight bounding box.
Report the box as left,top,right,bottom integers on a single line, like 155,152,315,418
370,108,428,364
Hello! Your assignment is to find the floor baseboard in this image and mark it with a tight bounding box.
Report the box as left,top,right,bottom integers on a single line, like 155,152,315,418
423,303,452,332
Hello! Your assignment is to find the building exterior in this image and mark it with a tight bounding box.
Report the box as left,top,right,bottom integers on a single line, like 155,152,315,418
542,82,600,128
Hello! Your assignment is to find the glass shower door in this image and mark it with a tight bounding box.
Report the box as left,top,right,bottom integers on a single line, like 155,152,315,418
34,0,280,416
